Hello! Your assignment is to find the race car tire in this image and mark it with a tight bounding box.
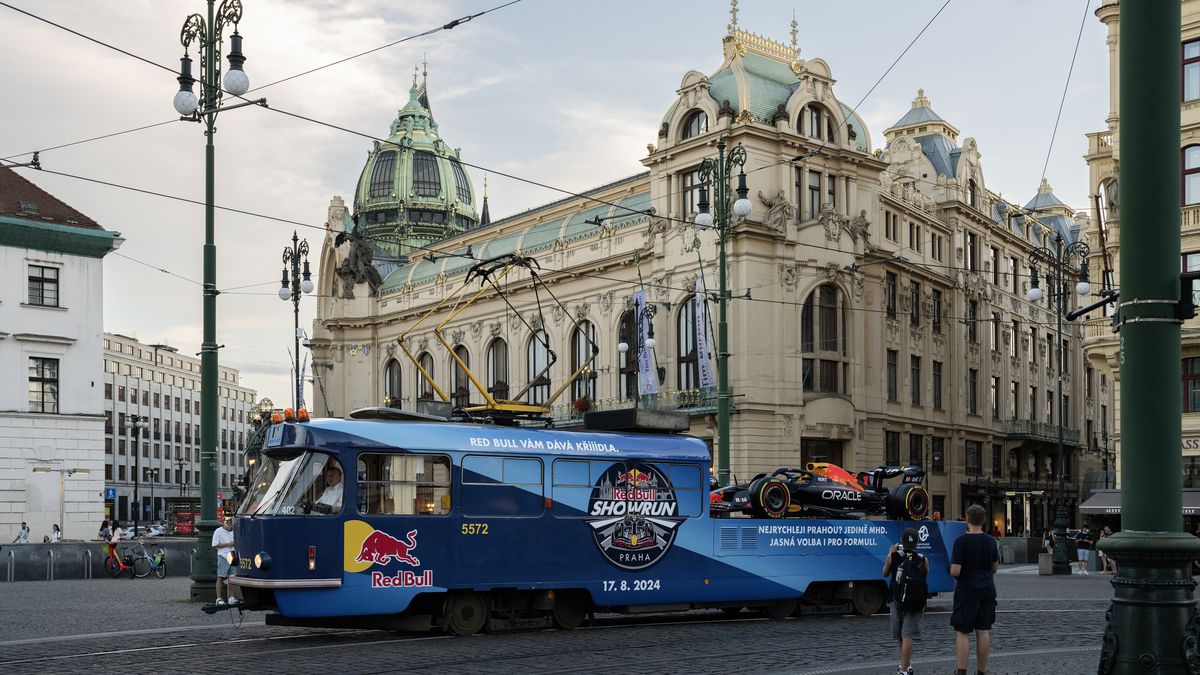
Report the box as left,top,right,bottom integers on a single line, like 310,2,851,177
749,477,791,518
886,483,930,520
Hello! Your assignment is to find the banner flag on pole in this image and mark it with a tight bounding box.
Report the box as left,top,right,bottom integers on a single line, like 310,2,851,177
634,290,659,395
696,277,716,389
298,354,308,410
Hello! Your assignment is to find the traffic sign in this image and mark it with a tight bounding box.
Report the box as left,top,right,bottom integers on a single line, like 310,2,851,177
104,487,117,499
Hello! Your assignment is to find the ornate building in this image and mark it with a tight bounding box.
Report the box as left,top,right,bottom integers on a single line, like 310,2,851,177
313,15,1111,529
1082,0,1200,499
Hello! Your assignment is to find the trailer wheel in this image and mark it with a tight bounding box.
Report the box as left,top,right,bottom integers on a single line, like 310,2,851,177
749,477,791,518
442,591,489,636
852,582,885,616
553,590,588,630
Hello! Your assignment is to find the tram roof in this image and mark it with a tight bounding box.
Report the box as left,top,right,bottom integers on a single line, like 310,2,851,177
277,418,712,463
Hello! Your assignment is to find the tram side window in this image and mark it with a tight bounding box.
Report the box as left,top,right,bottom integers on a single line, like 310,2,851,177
461,456,544,517
551,459,596,518
358,453,452,516
669,463,704,518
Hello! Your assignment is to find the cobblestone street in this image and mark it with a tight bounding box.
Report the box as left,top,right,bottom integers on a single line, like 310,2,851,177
0,566,1138,674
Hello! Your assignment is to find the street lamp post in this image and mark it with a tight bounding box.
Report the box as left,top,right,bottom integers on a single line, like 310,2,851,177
170,0,256,603
278,231,314,410
694,138,753,485
148,468,159,525
129,415,149,535
1026,233,1089,576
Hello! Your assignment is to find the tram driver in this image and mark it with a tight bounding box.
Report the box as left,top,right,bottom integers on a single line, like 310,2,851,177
309,462,343,515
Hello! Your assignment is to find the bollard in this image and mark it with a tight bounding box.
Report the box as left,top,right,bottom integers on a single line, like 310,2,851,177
84,549,92,579
47,548,54,581
189,548,197,575
5,550,12,582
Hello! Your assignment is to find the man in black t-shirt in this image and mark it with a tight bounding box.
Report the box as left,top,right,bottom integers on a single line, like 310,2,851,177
951,504,999,675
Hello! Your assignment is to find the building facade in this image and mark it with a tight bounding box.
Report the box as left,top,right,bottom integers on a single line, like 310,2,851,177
313,18,1111,531
1082,0,1200,495
102,333,257,527
0,165,120,542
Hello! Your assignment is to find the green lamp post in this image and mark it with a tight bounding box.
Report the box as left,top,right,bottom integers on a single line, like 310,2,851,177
170,0,253,603
694,138,753,485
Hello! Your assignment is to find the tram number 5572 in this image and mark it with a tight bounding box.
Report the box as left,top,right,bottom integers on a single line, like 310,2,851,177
460,523,489,535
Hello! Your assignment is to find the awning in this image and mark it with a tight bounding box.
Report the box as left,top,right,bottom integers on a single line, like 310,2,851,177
1080,489,1200,516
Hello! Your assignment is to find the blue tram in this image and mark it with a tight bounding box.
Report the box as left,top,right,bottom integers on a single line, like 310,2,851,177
228,410,965,635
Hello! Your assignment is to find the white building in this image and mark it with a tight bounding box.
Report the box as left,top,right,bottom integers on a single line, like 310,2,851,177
0,165,120,542
102,333,257,526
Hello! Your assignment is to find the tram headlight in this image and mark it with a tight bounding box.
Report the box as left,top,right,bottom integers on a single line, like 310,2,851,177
254,552,271,570
225,550,240,566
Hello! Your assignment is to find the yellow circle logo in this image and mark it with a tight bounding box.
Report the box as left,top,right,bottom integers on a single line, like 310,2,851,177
343,519,376,573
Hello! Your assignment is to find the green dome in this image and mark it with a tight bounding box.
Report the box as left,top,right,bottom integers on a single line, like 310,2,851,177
353,82,478,258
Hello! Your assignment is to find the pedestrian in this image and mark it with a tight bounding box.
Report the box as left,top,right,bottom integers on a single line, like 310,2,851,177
990,523,1001,538
11,522,29,544
212,516,238,605
98,520,111,541
951,503,999,675
49,524,61,543
1042,527,1055,555
1101,526,1117,574
882,527,929,675
1074,528,1091,575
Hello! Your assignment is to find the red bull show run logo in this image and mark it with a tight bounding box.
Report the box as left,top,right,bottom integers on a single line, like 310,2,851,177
585,464,683,570
343,521,433,589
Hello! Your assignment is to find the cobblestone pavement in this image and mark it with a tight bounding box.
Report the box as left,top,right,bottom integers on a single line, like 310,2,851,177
0,570,1153,674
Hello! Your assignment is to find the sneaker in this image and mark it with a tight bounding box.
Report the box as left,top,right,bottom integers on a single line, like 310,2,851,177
216,598,226,606
228,597,238,605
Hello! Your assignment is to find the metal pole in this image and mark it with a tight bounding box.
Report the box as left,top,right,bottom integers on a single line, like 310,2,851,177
133,422,140,537
1052,255,1070,575
1097,2,1200,672
192,0,219,602
716,140,731,486
292,233,302,410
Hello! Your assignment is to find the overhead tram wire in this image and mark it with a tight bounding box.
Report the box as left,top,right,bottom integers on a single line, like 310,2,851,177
0,0,523,160
1033,0,1092,199
748,0,953,176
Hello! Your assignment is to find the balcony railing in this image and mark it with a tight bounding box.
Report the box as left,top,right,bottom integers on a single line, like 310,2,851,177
546,387,719,423
1004,419,1081,446
1087,130,1113,156
1083,316,1117,340
1184,204,1200,231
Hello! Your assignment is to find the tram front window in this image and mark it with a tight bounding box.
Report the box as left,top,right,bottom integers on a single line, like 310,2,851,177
238,452,344,516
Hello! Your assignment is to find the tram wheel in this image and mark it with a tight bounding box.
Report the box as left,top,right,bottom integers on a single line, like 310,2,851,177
851,582,885,616
720,606,744,615
553,590,588,630
762,598,797,620
442,591,489,637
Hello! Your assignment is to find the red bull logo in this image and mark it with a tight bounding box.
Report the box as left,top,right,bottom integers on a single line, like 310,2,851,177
356,528,421,567
371,569,433,588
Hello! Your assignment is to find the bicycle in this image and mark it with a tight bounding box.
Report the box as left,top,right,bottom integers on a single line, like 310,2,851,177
102,542,136,579
128,539,167,579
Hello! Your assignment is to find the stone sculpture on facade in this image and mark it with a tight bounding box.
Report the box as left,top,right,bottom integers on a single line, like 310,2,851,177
334,231,383,299
758,190,793,231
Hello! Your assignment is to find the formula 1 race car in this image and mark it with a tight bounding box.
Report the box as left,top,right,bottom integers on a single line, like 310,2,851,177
709,462,930,520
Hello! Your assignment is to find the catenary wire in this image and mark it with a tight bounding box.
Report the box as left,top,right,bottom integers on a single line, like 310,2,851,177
1033,0,1092,202
0,0,522,160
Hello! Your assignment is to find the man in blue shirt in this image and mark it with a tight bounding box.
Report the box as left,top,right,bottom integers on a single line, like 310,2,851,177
950,504,998,675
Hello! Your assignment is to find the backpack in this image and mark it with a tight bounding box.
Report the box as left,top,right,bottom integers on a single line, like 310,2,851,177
895,552,928,612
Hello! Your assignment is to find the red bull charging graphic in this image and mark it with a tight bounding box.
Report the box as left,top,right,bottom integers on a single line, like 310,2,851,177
585,463,682,570
343,520,433,589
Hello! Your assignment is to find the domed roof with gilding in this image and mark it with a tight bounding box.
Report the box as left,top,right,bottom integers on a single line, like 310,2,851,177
352,80,478,260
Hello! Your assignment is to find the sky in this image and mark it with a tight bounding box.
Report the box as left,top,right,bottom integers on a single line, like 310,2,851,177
0,0,1109,408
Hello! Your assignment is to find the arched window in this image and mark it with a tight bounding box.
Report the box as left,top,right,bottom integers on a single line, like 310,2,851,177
678,296,699,390
526,330,551,405
618,311,638,399
571,320,598,402
416,352,436,401
486,339,509,400
800,105,836,142
968,178,978,209
412,150,441,197
681,110,708,140
1185,146,1200,205
800,284,848,394
450,159,472,203
451,345,471,409
384,359,402,407
369,151,396,198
